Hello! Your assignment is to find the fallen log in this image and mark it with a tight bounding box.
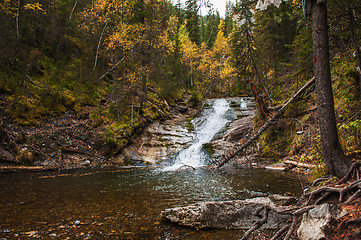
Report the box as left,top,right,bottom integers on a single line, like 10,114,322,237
216,77,315,168
284,159,319,169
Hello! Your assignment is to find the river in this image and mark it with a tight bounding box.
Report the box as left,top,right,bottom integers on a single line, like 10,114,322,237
0,98,304,239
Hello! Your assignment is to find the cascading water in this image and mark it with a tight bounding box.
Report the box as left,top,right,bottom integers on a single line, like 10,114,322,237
163,99,232,171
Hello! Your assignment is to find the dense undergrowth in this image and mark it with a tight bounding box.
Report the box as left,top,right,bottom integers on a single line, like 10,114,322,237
256,51,361,180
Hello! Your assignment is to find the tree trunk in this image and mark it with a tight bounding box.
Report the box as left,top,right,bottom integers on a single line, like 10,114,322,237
139,73,147,116
311,0,350,178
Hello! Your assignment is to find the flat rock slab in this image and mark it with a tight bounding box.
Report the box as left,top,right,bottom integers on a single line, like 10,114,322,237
161,197,291,230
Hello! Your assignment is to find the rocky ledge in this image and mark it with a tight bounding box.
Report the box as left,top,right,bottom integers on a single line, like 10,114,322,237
162,196,359,240
161,197,292,230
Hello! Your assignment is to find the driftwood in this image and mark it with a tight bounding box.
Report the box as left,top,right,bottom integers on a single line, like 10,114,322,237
284,159,319,169
216,77,315,168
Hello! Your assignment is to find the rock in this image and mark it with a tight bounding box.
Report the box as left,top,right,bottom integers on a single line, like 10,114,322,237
161,197,291,230
80,160,91,166
297,204,342,240
223,115,255,142
211,111,257,163
269,194,297,206
118,118,194,164
73,220,81,226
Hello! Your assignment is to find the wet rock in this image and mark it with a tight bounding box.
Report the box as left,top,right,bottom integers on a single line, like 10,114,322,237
161,197,291,230
211,111,258,163
297,204,342,240
118,118,194,164
269,194,297,206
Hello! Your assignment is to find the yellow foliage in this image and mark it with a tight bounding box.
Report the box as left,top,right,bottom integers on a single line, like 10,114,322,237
1,1,45,17
23,2,44,12
0,0,18,16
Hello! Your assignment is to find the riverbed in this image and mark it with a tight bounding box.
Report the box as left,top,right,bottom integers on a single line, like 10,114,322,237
0,167,303,239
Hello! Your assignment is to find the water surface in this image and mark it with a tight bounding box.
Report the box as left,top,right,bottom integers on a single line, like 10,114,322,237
0,167,303,239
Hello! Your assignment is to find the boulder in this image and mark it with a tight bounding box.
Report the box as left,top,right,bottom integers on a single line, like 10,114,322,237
161,197,291,230
297,203,342,240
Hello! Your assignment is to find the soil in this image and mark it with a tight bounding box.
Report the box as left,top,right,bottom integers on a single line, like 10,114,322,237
0,104,107,171
332,198,361,239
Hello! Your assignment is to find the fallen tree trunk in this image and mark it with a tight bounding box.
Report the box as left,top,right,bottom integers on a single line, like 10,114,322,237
216,77,315,168
284,160,319,169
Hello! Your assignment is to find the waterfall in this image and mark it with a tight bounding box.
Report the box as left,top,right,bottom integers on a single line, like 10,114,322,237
163,99,231,171
240,98,247,108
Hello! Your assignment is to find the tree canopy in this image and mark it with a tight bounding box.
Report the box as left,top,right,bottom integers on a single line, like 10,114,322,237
1,0,361,176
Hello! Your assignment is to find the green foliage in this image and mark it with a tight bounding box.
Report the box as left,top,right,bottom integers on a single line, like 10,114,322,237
339,120,361,157
332,53,360,118
259,121,296,160
188,91,202,108
103,122,130,155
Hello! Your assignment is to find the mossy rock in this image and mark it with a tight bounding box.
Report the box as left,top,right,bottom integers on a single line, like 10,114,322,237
16,150,35,165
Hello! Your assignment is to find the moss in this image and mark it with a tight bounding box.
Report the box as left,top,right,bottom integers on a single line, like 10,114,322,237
202,143,215,156
16,150,35,165
259,120,296,160
183,118,195,132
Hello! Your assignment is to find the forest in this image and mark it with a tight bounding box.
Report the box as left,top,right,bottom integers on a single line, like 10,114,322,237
0,0,360,174
1,0,361,239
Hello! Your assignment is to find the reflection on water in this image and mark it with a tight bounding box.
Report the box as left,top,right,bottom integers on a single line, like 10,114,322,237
0,167,303,239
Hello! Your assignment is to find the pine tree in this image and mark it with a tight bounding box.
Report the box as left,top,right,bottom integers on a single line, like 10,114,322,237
184,0,201,45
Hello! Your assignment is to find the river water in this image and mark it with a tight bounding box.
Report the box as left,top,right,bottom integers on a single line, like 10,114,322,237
0,98,304,239
0,167,303,239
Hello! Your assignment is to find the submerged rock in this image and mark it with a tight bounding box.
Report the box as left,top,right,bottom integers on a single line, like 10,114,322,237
161,197,291,230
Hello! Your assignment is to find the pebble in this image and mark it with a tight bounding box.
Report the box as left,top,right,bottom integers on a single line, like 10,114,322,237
74,220,81,226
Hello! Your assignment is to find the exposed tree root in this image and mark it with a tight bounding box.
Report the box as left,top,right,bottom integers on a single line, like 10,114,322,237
240,161,361,239
270,223,290,240
338,161,361,184
240,206,270,240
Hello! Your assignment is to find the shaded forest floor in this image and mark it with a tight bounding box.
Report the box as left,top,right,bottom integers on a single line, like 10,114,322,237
332,198,361,239
0,100,107,171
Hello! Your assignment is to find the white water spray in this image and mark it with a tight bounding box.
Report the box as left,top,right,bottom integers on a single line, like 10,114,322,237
164,99,231,171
